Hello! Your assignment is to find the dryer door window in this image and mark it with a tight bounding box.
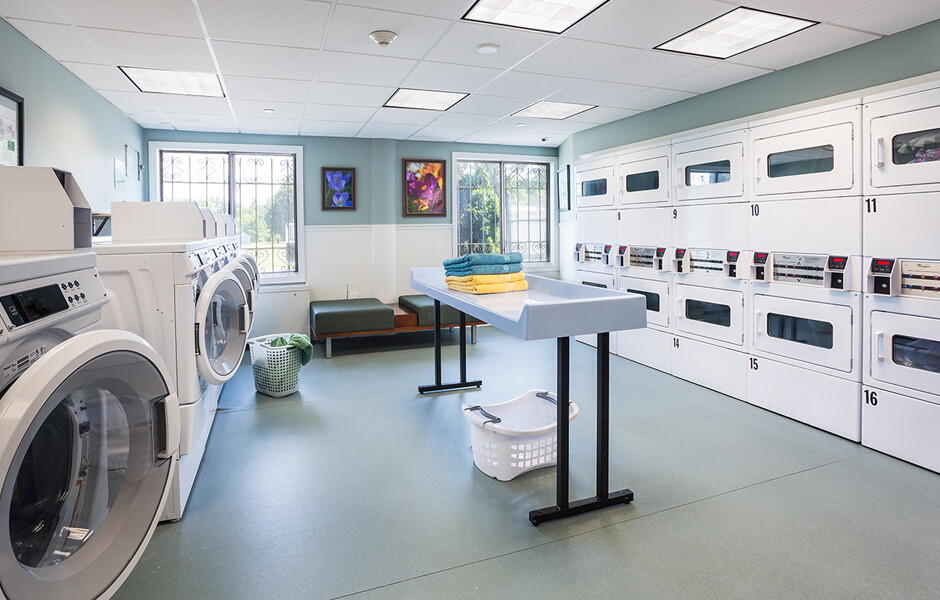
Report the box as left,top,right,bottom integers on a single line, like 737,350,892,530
0,332,176,600
195,271,249,385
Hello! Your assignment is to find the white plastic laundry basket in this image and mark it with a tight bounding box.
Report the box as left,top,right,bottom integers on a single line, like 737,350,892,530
248,334,302,397
462,389,579,481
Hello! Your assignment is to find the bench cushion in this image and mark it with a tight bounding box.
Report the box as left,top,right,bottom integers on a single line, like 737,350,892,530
398,294,462,327
310,298,394,336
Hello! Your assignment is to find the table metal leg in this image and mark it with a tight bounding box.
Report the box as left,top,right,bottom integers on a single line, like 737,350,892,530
418,301,482,394
529,332,633,525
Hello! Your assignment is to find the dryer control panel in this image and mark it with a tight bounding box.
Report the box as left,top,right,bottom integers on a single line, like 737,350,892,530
573,243,585,263
751,252,859,290
675,248,746,278
870,258,940,298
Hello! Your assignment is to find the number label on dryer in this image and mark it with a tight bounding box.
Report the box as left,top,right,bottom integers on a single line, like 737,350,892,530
864,389,878,406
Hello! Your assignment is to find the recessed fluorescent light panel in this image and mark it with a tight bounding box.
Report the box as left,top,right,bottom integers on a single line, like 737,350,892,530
119,67,224,97
512,100,594,120
656,7,816,59
463,0,610,34
384,88,468,111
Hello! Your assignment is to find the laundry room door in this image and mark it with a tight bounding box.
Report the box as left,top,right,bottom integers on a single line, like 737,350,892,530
0,330,177,600
195,270,249,385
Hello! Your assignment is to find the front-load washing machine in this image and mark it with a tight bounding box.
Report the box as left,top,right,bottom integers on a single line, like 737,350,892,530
0,251,178,600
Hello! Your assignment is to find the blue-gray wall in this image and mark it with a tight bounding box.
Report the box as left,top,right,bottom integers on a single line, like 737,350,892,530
142,129,556,225
0,18,145,209
560,18,940,168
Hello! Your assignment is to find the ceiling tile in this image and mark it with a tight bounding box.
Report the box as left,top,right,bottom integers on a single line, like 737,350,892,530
595,50,715,87
146,94,232,116
548,80,646,106
62,62,138,92
502,131,562,147
457,131,515,145
337,0,471,20
222,75,311,103
305,104,377,121
99,89,160,113
743,0,883,23
213,41,318,80
368,107,441,126
231,99,306,119
409,126,474,142
46,0,202,36
80,28,215,71
306,82,394,107
515,38,643,79
731,23,879,70
564,0,730,50
0,0,67,23
831,0,940,36
325,4,452,59
661,62,771,94
165,113,239,131
567,106,641,124
7,20,109,64
238,117,302,134
428,21,554,70
316,51,417,87
402,61,503,94
124,110,170,126
300,120,364,137
477,71,579,101
429,111,500,129
610,87,696,111
139,122,175,130
448,94,531,116
532,120,596,135
356,122,422,139
486,117,557,132
200,0,329,48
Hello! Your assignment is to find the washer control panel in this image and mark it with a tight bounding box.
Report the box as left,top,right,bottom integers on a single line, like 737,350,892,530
0,268,106,331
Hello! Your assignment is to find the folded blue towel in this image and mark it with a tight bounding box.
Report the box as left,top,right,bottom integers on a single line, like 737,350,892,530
445,263,523,277
443,252,524,267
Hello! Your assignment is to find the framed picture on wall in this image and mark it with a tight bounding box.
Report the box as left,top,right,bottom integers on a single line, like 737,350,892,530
403,159,446,217
322,167,356,210
0,85,24,167
557,165,571,212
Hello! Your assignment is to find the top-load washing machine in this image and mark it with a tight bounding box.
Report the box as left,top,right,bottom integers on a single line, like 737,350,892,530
93,202,252,521
0,168,178,600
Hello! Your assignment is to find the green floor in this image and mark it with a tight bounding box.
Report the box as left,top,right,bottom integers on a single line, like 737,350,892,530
115,328,940,599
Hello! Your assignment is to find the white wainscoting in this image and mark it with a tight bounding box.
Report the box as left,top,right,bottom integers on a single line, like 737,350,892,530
304,223,453,303
396,224,453,297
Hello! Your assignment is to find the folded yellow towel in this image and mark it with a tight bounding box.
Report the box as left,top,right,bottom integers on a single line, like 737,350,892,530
446,280,529,294
445,272,525,285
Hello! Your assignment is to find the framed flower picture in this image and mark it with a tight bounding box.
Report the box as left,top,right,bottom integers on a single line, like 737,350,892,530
403,159,446,217
322,167,355,210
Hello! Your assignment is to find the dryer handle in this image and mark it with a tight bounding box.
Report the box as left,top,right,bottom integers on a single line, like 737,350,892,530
755,311,764,335
155,392,180,460
875,331,885,361
676,166,684,187
676,297,686,319
875,137,885,168
755,157,762,182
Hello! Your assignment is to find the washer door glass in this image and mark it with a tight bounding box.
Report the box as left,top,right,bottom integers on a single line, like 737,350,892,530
195,271,248,385
0,340,174,600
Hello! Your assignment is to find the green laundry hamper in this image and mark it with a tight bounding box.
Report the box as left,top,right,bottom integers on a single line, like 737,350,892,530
248,334,303,397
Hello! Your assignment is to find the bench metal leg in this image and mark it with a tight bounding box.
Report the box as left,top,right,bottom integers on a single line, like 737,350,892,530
418,301,482,394
325,338,332,359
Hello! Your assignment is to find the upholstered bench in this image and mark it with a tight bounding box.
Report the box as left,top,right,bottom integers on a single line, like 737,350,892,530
309,295,483,359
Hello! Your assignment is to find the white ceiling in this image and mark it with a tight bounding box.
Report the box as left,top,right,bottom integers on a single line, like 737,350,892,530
1,0,937,146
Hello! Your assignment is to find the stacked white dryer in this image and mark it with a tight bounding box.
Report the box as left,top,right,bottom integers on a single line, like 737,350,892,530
859,81,940,472
670,126,750,400
93,202,257,520
745,100,865,441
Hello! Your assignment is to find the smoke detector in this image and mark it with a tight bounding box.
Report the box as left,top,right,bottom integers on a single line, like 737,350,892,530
369,30,398,47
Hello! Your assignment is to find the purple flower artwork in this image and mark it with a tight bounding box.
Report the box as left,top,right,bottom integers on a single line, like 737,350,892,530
321,167,355,210
403,159,446,217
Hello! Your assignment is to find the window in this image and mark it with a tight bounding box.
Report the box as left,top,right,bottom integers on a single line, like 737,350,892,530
455,159,552,264
152,142,304,283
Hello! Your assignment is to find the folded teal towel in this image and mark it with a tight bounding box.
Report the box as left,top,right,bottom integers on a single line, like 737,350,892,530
270,333,313,365
445,263,523,277
443,252,524,267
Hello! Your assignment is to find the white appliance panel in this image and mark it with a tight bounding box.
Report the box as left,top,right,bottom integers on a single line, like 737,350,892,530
869,311,940,396
752,294,854,372
672,202,748,250
672,336,747,400
862,192,940,259
616,326,672,373
748,196,862,256
675,283,744,347
618,154,669,206
861,387,940,473
616,206,672,247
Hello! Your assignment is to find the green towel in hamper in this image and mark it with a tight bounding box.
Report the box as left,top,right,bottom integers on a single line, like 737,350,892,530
270,333,313,365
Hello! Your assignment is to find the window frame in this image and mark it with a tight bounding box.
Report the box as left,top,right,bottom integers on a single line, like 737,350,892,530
452,151,558,273
148,141,305,285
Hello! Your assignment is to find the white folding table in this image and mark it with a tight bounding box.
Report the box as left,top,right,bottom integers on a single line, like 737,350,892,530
410,268,646,525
